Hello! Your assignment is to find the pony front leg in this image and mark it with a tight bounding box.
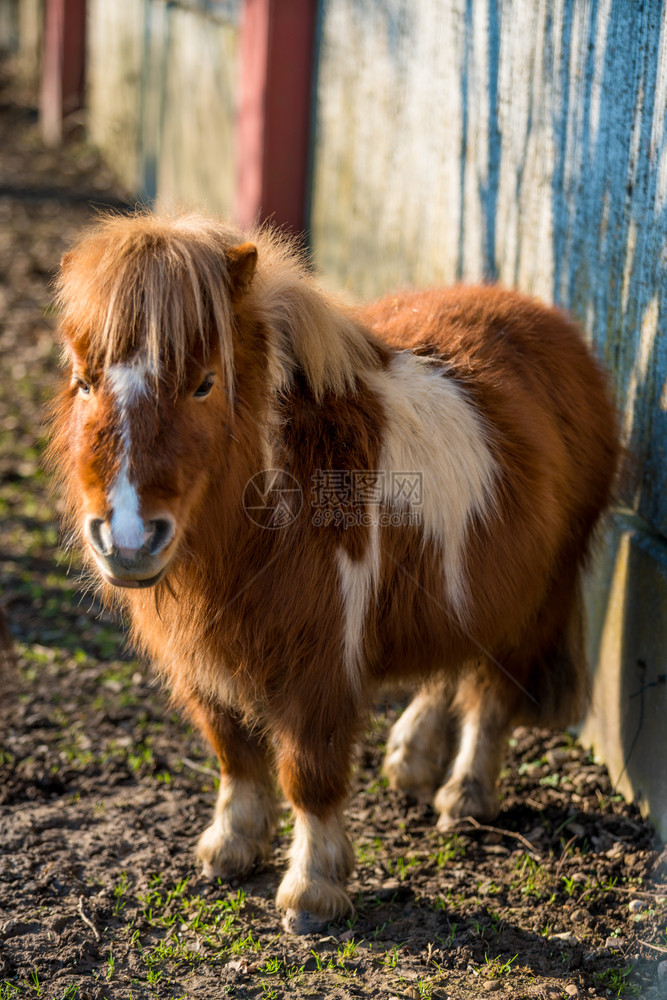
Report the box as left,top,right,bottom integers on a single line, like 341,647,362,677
273,723,357,934
277,808,355,934
197,768,277,879
179,692,278,878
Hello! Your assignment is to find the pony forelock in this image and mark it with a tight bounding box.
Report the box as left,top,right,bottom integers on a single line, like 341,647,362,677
57,212,241,398
56,211,383,403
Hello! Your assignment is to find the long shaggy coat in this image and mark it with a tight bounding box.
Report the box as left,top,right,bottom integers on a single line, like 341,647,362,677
49,212,618,931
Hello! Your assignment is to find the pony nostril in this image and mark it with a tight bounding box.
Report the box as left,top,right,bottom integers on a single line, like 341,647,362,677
147,518,175,555
87,517,112,556
86,515,173,564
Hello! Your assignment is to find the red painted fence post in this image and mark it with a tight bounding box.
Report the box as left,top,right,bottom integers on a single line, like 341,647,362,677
236,0,316,234
40,0,86,146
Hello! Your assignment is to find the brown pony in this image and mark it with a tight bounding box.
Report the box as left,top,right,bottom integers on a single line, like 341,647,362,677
49,212,618,934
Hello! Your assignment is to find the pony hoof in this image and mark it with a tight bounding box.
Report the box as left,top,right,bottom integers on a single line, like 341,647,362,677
200,858,223,880
199,857,245,881
196,822,268,880
434,777,498,829
386,776,437,804
198,851,262,881
436,812,462,832
282,908,328,935
384,743,445,803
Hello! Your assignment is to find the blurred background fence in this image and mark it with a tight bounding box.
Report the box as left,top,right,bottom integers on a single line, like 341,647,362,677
1,0,667,837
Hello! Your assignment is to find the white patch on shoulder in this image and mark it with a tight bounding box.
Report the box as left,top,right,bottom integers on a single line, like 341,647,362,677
106,361,150,550
337,523,380,687
366,352,497,618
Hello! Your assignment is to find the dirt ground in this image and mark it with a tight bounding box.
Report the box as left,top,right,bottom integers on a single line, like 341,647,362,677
1,62,667,1000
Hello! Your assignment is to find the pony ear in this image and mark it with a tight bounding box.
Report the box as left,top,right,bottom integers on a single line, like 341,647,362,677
60,250,74,275
226,242,257,300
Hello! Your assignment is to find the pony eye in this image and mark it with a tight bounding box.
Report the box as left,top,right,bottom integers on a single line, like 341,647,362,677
193,373,215,398
74,376,91,397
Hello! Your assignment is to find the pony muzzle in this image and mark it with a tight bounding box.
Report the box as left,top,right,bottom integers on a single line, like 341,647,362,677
84,513,176,588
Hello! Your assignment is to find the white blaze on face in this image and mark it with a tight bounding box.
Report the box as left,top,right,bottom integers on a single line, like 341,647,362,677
106,361,149,551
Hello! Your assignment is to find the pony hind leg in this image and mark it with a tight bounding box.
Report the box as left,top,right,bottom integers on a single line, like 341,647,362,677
434,663,513,829
180,692,278,878
514,575,590,731
434,580,590,829
383,676,459,802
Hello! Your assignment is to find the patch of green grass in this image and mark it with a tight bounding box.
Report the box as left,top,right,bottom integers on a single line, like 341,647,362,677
25,969,42,995
287,962,305,982
367,775,389,794
355,836,382,864
378,945,399,969
512,853,547,899
474,952,517,979
594,963,640,997
278,809,294,836
386,853,421,881
126,743,155,773
229,930,262,954
337,937,360,962
432,886,466,910
105,944,115,980
113,871,130,914
440,922,457,946
258,956,283,975
435,834,465,865
416,976,435,998
121,879,260,978
310,950,336,973
257,956,304,984
561,874,578,897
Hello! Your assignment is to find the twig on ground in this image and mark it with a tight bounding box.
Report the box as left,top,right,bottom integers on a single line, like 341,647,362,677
181,756,220,779
77,895,100,941
606,885,667,899
638,939,667,954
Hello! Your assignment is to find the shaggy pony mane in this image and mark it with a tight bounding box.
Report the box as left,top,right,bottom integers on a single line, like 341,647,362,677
56,211,382,400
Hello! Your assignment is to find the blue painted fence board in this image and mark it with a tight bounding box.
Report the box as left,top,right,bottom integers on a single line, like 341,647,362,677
310,0,667,832
310,0,667,536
